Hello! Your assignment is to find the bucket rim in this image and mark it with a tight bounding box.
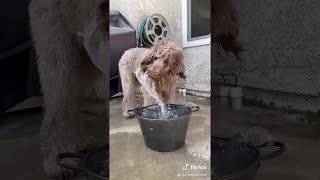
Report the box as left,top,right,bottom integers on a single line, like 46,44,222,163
128,103,198,121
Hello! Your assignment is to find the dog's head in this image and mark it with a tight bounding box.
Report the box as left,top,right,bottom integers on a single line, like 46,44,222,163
140,40,186,80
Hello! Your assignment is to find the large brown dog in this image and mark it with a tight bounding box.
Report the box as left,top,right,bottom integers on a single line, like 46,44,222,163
119,40,185,118
29,0,108,177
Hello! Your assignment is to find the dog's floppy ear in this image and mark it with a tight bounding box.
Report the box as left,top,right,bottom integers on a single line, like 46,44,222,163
140,50,156,72
171,50,186,79
82,2,108,74
212,0,245,60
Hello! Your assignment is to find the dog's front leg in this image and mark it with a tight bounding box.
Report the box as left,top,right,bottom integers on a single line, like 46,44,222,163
163,92,176,104
78,62,109,151
38,59,84,178
119,67,139,117
163,79,177,104
141,88,157,106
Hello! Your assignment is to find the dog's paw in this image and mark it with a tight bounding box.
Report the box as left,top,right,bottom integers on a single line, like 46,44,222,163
43,155,77,179
123,112,134,119
57,171,78,180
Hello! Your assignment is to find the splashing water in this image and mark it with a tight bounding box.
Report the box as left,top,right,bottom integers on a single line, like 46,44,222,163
232,126,274,146
135,67,167,118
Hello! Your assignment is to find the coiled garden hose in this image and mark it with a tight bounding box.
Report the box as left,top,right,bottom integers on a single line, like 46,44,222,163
139,14,169,48
139,18,153,48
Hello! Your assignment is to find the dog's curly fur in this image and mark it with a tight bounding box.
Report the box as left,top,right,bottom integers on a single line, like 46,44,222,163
29,0,108,177
212,0,245,60
119,40,185,118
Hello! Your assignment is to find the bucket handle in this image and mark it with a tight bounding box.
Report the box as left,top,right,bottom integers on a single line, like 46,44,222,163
256,141,286,160
191,106,200,112
56,153,86,172
127,110,135,118
182,103,200,112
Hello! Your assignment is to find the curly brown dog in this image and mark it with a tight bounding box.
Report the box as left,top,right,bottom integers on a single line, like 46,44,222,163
119,40,186,118
29,0,108,177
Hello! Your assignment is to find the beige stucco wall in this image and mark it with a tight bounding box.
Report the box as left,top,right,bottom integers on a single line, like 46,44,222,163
214,0,320,96
110,0,211,94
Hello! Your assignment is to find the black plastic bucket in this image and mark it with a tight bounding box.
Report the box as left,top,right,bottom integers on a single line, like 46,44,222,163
128,104,200,152
211,137,285,180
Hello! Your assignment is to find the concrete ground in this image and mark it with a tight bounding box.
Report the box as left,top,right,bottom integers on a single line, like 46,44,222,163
0,108,48,180
0,95,319,180
212,104,320,180
0,100,108,180
109,94,211,180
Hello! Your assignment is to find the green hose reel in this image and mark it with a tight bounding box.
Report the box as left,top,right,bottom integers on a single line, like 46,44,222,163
139,13,170,47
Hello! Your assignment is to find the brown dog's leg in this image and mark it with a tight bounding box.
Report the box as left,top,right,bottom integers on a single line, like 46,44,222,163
78,59,109,151
163,81,177,104
140,88,157,106
30,12,86,178
163,93,176,104
38,55,84,177
30,0,108,177
119,67,138,118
